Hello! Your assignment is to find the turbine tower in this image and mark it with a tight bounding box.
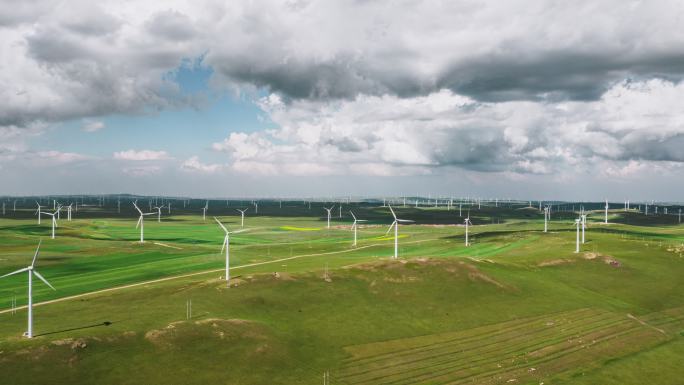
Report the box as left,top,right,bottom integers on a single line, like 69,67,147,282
324,206,334,229
235,208,248,228
154,205,165,222
214,217,246,285
543,206,549,233
574,218,581,253
0,241,56,338
350,211,367,247
386,205,414,259
604,200,609,224
40,209,59,239
202,201,208,221
581,214,587,244
133,201,155,243
464,215,472,246
35,202,42,225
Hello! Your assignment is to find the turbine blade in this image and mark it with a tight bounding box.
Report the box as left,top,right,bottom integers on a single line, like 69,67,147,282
136,216,142,229
33,270,56,290
397,219,414,223
214,217,228,233
385,221,396,235
31,240,42,267
349,211,357,220
220,236,228,253
0,267,29,279
388,205,397,219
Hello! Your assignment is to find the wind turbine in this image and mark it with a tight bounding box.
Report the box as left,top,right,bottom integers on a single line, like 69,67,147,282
236,208,248,227
214,217,247,285
253,201,258,214
574,218,581,253
543,206,549,233
0,241,56,338
66,204,72,221
386,205,414,259
133,201,155,243
202,201,208,221
581,214,587,244
35,202,42,225
464,215,472,246
153,205,165,222
40,209,59,239
324,206,334,229
349,211,367,247
604,200,609,224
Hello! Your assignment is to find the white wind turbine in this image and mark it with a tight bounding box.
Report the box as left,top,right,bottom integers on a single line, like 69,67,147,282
349,211,367,247
0,241,56,338
581,214,587,244
386,205,414,259
574,218,581,253
153,205,165,222
35,202,42,225
604,199,609,224
133,201,155,243
214,217,247,284
236,208,248,228
253,201,258,214
543,206,549,233
40,208,59,239
324,206,334,229
464,215,472,246
202,201,208,221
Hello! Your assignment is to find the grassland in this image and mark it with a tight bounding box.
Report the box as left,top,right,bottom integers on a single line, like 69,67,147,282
0,199,682,384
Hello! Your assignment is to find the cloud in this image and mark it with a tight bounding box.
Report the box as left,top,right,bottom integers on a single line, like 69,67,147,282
34,150,90,164
122,165,161,177
213,79,684,176
180,156,223,174
82,120,105,132
113,149,171,161
5,0,684,133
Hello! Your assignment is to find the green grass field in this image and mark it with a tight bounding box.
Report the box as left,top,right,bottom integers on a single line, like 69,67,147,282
0,200,682,384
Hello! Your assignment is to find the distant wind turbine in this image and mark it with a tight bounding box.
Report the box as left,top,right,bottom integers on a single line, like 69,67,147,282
35,202,42,225
214,217,247,285
202,201,208,221
464,215,472,246
604,200,608,224
236,208,248,227
40,209,59,239
133,201,155,243
324,206,334,229
349,211,367,247
386,205,414,259
0,241,56,338
543,206,549,233
574,218,581,253
154,205,165,222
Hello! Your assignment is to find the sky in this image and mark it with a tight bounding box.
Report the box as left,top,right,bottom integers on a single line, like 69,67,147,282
1,0,684,200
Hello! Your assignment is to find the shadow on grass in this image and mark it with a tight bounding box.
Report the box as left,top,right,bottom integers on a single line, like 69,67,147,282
35,320,116,337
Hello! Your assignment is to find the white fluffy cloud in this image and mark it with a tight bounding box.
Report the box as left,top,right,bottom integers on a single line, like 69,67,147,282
212,79,684,176
2,0,684,196
180,156,223,174
82,120,105,132
113,149,171,161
